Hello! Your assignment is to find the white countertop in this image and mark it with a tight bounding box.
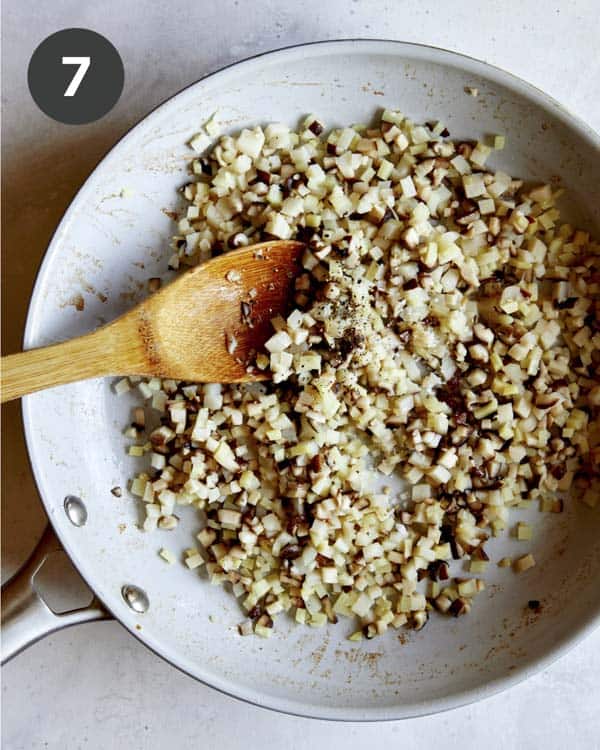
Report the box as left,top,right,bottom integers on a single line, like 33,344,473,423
2,1,599,748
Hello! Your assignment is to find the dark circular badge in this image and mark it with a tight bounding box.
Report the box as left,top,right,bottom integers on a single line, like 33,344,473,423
28,28,124,125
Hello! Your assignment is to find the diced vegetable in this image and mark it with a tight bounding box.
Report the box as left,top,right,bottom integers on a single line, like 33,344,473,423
126,108,599,641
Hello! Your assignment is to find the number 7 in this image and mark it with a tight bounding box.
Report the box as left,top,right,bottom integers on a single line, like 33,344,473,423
62,56,91,97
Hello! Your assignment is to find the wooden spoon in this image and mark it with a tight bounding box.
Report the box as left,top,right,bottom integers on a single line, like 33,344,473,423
1,240,304,403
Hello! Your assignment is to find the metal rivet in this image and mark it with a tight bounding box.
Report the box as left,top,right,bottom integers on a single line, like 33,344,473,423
64,495,88,527
121,585,149,613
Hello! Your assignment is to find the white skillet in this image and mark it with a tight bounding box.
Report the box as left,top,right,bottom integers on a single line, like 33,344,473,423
2,40,600,721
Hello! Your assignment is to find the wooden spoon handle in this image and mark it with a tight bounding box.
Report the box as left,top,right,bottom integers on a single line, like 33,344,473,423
1,331,109,403
0,317,146,403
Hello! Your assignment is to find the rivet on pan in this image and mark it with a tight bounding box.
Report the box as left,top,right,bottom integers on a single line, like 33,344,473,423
63,495,88,527
121,585,149,614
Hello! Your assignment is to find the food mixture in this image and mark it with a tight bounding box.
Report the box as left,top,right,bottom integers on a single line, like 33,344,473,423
117,110,600,639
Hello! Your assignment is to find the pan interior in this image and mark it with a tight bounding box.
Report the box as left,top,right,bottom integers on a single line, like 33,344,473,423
22,41,600,720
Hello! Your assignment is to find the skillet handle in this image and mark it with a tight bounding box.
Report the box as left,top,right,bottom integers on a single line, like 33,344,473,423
1,525,111,664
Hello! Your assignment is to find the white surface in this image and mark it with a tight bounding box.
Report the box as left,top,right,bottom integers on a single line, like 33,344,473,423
2,0,599,747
